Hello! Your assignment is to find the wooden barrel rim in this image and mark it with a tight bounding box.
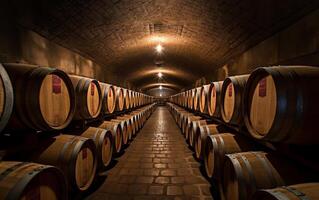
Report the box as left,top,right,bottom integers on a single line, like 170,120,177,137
220,75,248,124
0,64,13,132
63,137,97,191
243,68,282,140
102,84,116,114
252,183,318,200
221,78,236,123
208,81,222,117
76,79,102,118
2,162,67,200
93,128,113,168
124,89,130,109
204,134,214,178
27,68,75,130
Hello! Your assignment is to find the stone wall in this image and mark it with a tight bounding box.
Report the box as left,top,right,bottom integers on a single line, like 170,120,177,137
212,8,319,81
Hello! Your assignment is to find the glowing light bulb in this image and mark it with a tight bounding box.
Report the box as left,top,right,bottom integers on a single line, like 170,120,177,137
158,72,163,78
155,44,163,53
159,85,163,90
160,94,162,97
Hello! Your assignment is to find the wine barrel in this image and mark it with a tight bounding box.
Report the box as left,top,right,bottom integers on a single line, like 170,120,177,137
97,121,122,154
223,152,284,200
204,133,253,179
115,87,124,111
116,116,134,139
66,127,113,171
111,119,129,145
194,124,220,159
189,119,209,147
208,81,223,117
181,112,194,133
0,161,67,200
185,116,202,141
131,91,137,108
121,114,138,135
192,87,201,111
188,89,195,109
128,90,134,109
243,66,319,144
199,84,210,114
99,82,116,114
252,183,319,200
176,110,188,128
123,89,131,110
3,63,75,131
0,64,13,133
70,75,102,120
221,75,249,125
30,134,97,192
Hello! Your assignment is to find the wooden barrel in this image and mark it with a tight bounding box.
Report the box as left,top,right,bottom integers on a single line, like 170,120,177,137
221,75,249,125
204,133,253,179
97,121,123,154
185,116,202,141
131,92,137,108
123,89,131,110
70,75,102,120
115,87,124,111
243,66,319,144
0,64,13,133
223,152,284,200
252,183,319,200
189,119,209,147
30,134,97,192
208,81,223,117
66,127,113,171
0,161,67,200
181,112,194,134
3,63,75,131
192,87,201,111
199,84,210,114
99,82,116,114
111,119,129,145
194,124,220,159
121,114,138,135
116,116,134,139
187,89,195,109
128,90,134,109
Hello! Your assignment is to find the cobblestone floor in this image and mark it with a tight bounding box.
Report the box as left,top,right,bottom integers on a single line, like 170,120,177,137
87,106,213,200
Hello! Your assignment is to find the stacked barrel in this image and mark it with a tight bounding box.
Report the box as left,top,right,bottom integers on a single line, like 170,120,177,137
0,63,156,199
168,65,319,200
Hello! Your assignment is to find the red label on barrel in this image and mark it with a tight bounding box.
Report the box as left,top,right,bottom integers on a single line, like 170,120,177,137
108,90,112,97
91,83,95,96
259,78,267,97
82,148,87,159
52,75,62,94
213,88,215,97
228,83,233,97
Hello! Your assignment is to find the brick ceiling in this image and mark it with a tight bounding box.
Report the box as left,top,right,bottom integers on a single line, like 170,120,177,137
9,0,319,94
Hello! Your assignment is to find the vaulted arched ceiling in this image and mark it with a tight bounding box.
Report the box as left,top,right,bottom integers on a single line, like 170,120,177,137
8,0,319,96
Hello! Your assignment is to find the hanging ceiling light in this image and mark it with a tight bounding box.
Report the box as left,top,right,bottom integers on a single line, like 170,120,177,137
155,44,163,54
159,85,163,90
158,72,163,78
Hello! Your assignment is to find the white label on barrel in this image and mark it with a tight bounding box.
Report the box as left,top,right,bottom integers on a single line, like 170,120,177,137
259,78,267,97
91,83,95,96
228,83,232,97
52,75,62,94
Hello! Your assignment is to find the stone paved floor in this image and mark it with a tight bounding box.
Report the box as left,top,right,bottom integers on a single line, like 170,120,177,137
87,106,213,200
